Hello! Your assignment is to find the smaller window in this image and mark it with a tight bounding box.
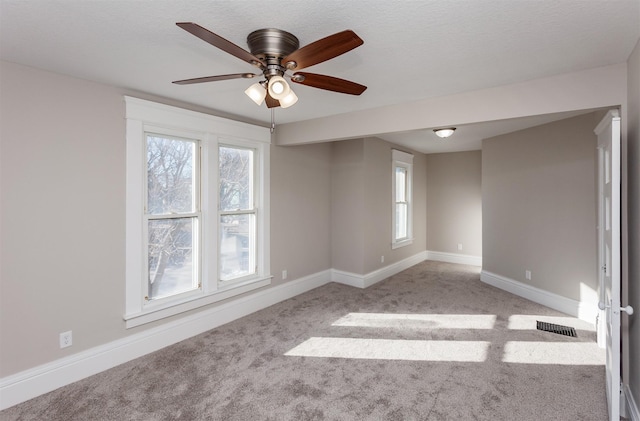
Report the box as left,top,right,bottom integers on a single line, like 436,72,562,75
392,149,413,249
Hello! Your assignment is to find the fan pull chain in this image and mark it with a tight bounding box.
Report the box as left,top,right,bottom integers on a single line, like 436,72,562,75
270,108,276,133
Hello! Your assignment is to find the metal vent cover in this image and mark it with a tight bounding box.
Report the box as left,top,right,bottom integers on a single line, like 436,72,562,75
536,321,577,337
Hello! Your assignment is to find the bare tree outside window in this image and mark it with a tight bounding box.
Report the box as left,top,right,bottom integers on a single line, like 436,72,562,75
147,136,194,214
219,146,252,211
219,146,256,281
146,135,198,300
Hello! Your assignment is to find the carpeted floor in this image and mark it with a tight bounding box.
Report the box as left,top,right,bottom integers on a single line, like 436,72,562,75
1,261,606,420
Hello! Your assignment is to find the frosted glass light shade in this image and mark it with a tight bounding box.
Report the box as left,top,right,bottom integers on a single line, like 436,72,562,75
245,83,267,106
434,128,456,138
268,76,290,100
279,90,298,108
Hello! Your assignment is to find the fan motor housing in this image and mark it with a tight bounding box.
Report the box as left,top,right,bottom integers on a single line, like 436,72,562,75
247,28,299,60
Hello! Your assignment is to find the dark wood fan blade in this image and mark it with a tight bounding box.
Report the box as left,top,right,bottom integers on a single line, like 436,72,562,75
281,30,363,70
265,92,280,108
291,72,367,95
173,73,257,85
176,22,264,68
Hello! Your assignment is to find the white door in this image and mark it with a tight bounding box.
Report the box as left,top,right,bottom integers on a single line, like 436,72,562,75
595,109,627,421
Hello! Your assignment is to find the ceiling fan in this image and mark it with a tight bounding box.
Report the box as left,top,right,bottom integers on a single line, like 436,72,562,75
173,22,367,109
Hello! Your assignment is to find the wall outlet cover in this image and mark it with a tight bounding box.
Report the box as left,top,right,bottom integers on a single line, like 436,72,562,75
60,331,72,349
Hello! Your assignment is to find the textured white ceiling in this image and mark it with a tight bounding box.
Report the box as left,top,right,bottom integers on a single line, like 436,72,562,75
1,0,638,151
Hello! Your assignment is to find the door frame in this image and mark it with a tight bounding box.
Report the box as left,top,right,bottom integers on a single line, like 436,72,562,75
595,109,622,421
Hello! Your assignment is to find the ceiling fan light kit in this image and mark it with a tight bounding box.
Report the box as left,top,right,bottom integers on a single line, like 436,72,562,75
434,128,456,138
279,90,298,108
173,23,367,110
244,82,267,106
267,75,290,100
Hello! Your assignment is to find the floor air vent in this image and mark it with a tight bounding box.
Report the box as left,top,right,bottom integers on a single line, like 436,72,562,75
536,321,577,337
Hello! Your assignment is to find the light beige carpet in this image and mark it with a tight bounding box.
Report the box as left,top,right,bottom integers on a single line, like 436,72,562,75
1,261,606,420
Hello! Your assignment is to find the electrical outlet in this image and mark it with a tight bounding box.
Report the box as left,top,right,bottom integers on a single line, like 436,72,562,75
381,256,385,263
60,331,72,349
525,270,532,280
457,243,463,251
282,270,287,280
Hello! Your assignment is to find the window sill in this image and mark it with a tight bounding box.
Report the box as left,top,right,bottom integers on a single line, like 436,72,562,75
124,276,272,329
391,238,413,250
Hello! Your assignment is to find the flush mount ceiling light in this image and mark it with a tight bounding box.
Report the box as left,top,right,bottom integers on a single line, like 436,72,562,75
173,24,367,110
434,128,456,138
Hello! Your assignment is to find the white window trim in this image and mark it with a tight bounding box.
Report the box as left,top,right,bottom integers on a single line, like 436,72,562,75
124,97,271,328
391,149,413,249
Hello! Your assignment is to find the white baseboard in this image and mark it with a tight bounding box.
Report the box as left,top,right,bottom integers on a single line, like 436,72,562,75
331,269,366,288
332,251,428,289
480,270,598,323
625,384,640,421
0,270,332,411
426,250,482,267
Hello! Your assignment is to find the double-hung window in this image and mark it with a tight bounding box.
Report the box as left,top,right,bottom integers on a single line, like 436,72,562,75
146,134,200,302
219,145,257,282
392,149,413,248
125,97,271,328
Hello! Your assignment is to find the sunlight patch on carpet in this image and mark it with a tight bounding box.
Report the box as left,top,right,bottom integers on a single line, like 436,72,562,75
332,313,497,329
502,341,604,365
507,315,595,332
285,337,490,362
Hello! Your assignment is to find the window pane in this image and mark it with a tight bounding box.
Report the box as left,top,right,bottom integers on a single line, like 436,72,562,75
147,135,195,215
220,214,255,281
395,203,408,240
395,167,406,202
148,218,197,300
219,146,253,211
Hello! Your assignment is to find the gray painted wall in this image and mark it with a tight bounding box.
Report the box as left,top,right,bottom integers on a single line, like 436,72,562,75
271,143,332,284
331,137,427,274
1,61,128,376
426,151,482,257
625,37,639,414
330,139,366,274
482,113,600,302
